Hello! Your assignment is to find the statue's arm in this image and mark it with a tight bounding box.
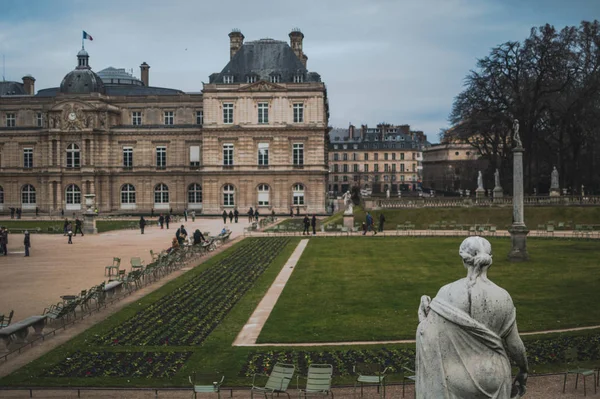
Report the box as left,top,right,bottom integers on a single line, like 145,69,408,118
505,322,528,392
418,295,431,322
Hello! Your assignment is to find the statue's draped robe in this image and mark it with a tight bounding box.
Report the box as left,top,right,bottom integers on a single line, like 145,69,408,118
416,297,516,399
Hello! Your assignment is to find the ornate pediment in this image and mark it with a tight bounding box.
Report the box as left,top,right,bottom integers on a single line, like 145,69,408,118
238,80,286,92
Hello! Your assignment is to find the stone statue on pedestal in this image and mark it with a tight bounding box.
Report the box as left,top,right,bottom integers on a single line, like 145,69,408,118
513,119,522,148
477,171,484,190
550,166,560,197
493,168,503,201
386,188,390,199
342,191,353,215
494,169,500,188
416,237,529,398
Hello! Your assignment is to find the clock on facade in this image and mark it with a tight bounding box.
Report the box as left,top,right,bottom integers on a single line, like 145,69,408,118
68,112,77,121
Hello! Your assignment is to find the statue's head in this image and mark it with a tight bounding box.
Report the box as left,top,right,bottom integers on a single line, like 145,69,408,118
459,236,493,270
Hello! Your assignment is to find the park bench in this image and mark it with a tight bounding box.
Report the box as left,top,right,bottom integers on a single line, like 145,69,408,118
0,315,47,351
103,280,123,298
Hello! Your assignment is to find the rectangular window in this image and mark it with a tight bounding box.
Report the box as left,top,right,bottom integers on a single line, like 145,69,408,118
343,176,348,182
258,143,269,166
123,147,133,168
413,153,417,160
293,75,304,83
164,111,174,125
392,164,396,172
354,175,359,182
392,153,396,160
343,164,348,173
353,153,357,161
196,110,203,126
333,153,339,161
258,102,269,124
401,153,405,160
36,113,43,127
6,113,16,127
374,153,379,161
333,164,338,173
23,148,33,168
223,103,234,124
353,164,358,172
364,164,369,173
401,175,405,182
190,145,200,167
223,75,234,84
364,153,369,161
334,175,338,182
132,111,142,126
412,163,416,172
374,164,379,172
384,153,389,160
384,164,389,172
293,103,304,123
156,146,166,168
223,143,234,166
293,143,304,165
401,164,405,172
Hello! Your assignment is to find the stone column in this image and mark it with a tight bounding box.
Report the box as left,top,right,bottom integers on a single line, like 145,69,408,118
508,143,529,261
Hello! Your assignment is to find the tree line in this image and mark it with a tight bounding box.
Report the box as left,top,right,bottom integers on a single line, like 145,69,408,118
450,20,600,195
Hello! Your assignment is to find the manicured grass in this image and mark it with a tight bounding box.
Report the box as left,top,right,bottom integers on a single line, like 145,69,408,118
0,220,65,233
96,220,156,233
354,206,600,230
259,237,600,343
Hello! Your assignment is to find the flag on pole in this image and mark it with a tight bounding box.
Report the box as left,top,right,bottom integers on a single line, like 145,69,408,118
83,31,94,41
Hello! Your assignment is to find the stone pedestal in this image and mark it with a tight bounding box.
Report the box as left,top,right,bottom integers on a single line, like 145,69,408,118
83,194,98,234
343,214,354,230
476,188,485,200
493,187,503,201
508,225,530,261
550,188,560,197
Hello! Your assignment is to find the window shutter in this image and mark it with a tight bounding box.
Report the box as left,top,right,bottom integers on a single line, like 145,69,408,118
190,146,200,162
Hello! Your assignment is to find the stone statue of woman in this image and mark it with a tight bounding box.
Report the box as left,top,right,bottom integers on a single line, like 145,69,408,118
513,119,522,148
477,171,484,190
551,166,559,189
342,191,353,215
494,168,500,188
416,236,528,398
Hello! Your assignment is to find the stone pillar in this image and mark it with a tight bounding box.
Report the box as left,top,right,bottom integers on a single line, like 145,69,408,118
508,145,529,261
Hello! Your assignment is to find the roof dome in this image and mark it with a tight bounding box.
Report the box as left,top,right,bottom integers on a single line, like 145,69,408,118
59,48,105,94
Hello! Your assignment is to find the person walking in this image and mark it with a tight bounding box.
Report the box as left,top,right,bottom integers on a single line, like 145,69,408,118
234,208,239,223
311,214,317,235
290,206,294,218
378,213,386,232
74,218,84,236
228,210,234,223
248,207,254,223
255,209,260,222
165,214,170,229
151,208,154,218
67,223,73,244
184,208,188,222
158,214,164,229
35,207,39,217
61,209,65,217
222,210,228,224
139,216,146,234
365,212,376,235
63,218,69,236
303,215,310,235
191,210,196,222
24,231,31,257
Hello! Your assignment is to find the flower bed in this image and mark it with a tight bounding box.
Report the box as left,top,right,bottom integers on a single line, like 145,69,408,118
41,351,192,378
97,237,290,346
241,332,600,377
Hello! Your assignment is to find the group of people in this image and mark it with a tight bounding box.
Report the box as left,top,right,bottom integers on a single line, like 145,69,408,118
8,207,27,219
222,209,240,224
63,218,84,244
302,214,317,235
362,212,385,235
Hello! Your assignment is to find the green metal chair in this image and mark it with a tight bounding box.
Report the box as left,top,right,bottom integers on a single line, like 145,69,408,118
189,373,224,399
104,257,120,277
353,363,389,398
251,363,295,398
130,257,145,271
297,364,333,398
401,366,416,398
563,347,596,396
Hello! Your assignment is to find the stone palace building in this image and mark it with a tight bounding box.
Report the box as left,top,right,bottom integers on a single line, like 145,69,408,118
0,29,329,214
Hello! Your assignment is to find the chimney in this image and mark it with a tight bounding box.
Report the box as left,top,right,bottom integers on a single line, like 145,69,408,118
22,75,35,95
400,124,410,135
361,124,367,141
349,124,355,139
229,29,244,60
289,29,307,67
140,62,150,86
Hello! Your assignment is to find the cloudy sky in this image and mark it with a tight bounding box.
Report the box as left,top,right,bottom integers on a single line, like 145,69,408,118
1,0,598,141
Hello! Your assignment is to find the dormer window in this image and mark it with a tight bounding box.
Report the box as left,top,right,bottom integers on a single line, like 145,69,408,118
269,74,281,83
223,75,234,84
293,74,304,83
246,75,258,84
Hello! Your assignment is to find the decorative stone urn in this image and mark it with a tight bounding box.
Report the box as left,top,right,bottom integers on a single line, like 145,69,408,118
83,194,98,234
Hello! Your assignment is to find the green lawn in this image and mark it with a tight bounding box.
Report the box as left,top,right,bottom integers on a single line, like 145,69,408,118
258,237,600,343
0,219,156,233
96,220,157,233
354,206,600,230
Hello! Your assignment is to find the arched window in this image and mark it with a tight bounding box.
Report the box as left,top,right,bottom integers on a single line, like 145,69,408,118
188,183,202,204
292,184,304,205
65,184,81,208
22,184,36,205
154,183,169,204
223,184,235,207
121,184,136,204
66,143,80,168
257,184,270,206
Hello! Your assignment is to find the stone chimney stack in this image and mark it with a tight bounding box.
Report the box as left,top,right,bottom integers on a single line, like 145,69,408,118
22,75,35,95
140,62,150,86
229,29,244,60
289,29,307,67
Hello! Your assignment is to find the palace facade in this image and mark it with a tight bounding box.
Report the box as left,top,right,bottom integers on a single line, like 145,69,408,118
0,29,329,214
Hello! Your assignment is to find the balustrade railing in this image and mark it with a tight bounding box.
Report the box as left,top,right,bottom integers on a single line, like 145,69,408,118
372,195,600,209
